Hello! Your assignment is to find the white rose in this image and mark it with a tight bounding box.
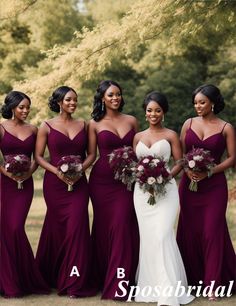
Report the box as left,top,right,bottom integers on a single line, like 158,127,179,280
60,164,69,173
147,177,156,185
156,175,163,184
142,158,150,164
14,155,21,161
122,152,129,159
152,158,160,166
137,165,144,171
75,164,83,172
188,160,196,168
193,155,203,161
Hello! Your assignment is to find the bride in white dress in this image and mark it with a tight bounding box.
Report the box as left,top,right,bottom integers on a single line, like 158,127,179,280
133,92,194,306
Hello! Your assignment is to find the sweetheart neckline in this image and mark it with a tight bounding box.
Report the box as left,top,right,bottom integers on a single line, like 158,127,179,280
189,128,224,142
97,129,134,140
137,139,170,149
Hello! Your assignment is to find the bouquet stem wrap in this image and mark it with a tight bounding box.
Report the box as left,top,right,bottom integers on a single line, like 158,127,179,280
182,147,215,192
57,155,83,192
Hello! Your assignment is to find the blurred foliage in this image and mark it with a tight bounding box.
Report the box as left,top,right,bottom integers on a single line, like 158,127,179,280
0,0,235,130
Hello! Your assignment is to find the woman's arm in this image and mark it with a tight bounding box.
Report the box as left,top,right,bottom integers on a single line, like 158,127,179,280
35,122,73,185
210,123,235,174
18,126,39,181
82,120,98,171
169,131,183,178
179,119,197,181
180,119,191,154
132,116,139,133
133,132,142,151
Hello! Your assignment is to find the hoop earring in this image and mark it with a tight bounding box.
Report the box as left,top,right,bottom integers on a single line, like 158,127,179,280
211,104,214,112
102,101,105,112
162,114,165,122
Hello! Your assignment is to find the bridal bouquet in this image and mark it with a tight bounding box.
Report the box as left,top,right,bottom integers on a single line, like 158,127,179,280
135,156,171,205
4,154,31,189
57,155,83,191
182,147,215,192
108,146,137,191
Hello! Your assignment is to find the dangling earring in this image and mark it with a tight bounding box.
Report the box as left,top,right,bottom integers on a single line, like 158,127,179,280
60,106,62,114
162,114,165,122
211,104,214,112
101,101,105,112
145,115,148,121
12,111,15,120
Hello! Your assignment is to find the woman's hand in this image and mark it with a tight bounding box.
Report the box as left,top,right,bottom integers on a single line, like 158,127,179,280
185,169,208,181
12,171,33,182
55,170,82,186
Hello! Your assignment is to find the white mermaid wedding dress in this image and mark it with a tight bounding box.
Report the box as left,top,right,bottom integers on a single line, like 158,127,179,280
134,140,194,306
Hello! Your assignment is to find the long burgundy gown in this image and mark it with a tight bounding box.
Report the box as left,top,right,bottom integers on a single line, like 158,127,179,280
89,129,139,300
36,122,95,296
0,126,49,297
177,120,236,293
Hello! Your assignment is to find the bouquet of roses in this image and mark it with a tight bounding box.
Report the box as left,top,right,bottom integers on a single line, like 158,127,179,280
135,155,171,205
4,154,31,189
57,155,83,191
182,147,215,192
108,146,138,191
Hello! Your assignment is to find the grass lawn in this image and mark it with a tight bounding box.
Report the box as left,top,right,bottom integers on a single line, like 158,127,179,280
1,173,235,306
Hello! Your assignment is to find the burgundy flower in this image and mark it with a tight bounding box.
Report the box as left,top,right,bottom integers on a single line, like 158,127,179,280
134,155,171,205
108,146,137,191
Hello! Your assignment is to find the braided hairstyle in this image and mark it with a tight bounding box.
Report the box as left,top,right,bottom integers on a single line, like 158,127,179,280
91,80,125,122
1,91,31,119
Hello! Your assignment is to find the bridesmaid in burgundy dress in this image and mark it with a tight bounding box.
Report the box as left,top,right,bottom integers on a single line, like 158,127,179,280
35,86,95,298
88,80,139,300
177,84,236,300
0,91,49,297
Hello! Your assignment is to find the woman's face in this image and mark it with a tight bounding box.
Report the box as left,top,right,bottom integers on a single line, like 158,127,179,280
194,92,213,117
13,98,30,121
103,85,122,111
145,100,164,126
60,90,77,114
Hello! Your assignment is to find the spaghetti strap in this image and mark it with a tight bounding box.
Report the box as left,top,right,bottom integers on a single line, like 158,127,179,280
0,123,6,131
189,118,193,129
44,121,52,129
221,122,227,133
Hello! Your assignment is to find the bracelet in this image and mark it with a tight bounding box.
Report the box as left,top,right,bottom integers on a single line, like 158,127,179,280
207,169,213,178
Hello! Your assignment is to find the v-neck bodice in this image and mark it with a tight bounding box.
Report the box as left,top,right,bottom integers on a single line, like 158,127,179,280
185,128,226,164
45,122,87,165
0,127,35,158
